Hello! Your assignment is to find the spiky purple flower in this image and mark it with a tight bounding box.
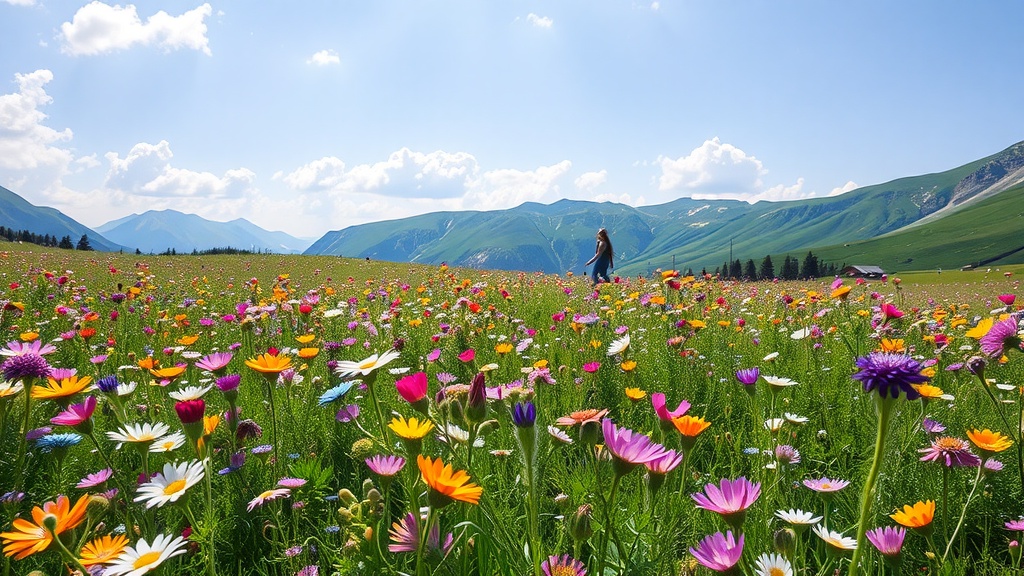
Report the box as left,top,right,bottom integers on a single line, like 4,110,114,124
851,352,929,400
1,353,51,381
919,436,982,468
980,317,1022,358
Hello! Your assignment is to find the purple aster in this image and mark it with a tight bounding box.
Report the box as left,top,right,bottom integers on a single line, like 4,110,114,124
866,526,906,558
77,468,114,488
922,418,946,434
388,512,419,552
216,373,241,392
335,404,360,423
277,477,308,489
1006,519,1024,531
851,352,929,400
774,444,800,465
919,436,982,468
365,454,406,477
980,317,1022,358
541,554,587,576
692,477,761,528
802,477,850,495
236,419,263,442
602,418,669,476
689,530,744,573
96,375,119,394
735,367,759,386
2,353,51,381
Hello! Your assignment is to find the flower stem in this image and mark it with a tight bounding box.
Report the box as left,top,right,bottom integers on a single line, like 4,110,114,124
942,464,983,562
596,473,622,576
849,397,894,576
12,377,35,490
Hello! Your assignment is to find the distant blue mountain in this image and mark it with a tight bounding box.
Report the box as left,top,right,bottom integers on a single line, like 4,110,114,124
0,186,123,251
96,209,312,254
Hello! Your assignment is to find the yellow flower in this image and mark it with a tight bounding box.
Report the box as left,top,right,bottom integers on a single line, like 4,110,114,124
32,376,92,401
966,429,1013,454
589,339,602,350
717,320,730,328
830,285,852,299
295,334,316,344
79,533,129,567
19,331,39,342
297,348,320,359
245,353,293,374
620,360,637,372
149,366,186,381
176,335,199,346
912,384,944,400
890,500,934,530
389,415,434,440
624,387,645,401
408,318,423,328
965,317,994,339
417,455,482,507
879,339,905,353
495,343,513,355
533,359,548,369
688,319,706,329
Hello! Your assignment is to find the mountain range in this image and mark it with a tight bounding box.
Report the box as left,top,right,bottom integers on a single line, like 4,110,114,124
3,141,1023,272
305,141,1024,274
96,210,312,254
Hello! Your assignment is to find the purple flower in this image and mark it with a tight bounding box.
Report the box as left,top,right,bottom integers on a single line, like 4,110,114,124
541,554,586,576
215,374,241,393
602,418,669,476
96,375,119,393
774,445,800,466
335,404,360,423
802,477,850,495
866,526,906,558
1,353,51,381
922,418,946,434
980,317,1022,358
366,454,406,477
1,340,56,357
196,352,233,373
692,477,761,528
1006,519,1024,531
919,436,982,468
689,531,744,572
851,352,929,400
77,468,114,488
735,367,759,386
512,402,536,428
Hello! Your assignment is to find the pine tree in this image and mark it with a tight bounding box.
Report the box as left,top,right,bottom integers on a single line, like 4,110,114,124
759,255,775,280
76,234,93,251
801,251,819,278
744,259,757,280
59,235,74,249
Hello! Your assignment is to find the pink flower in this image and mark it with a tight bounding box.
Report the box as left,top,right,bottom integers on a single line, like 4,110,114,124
50,396,97,430
690,531,744,572
651,392,690,422
458,349,476,363
881,303,903,320
692,477,761,528
998,294,1016,306
426,348,441,363
582,362,601,373
196,352,233,374
602,418,669,476
77,467,113,488
395,372,428,404
247,488,290,511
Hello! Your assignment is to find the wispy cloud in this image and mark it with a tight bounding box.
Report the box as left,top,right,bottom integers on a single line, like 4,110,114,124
526,13,553,28
307,49,340,66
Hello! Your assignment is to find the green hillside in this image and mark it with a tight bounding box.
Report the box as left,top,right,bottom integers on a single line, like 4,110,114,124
0,186,122,251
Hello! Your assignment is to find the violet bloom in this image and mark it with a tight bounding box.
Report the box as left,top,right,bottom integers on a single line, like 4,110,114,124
335,404,360,423
1006,519,1024,531
802,477,850,497
735,367,759,392
689,530,744,573
866,526,906,560
366,454,406,477
919,436,982,468
980,317,1022,358
1,340,57,357
215,374,241,393
602,418,669,476
196,352,233,374
692,477,761,529
922,418,946,434
77,468,114,488
851,352,929,400
1,353,51,381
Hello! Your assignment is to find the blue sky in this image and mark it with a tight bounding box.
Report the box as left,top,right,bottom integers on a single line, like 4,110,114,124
2,1,1022,238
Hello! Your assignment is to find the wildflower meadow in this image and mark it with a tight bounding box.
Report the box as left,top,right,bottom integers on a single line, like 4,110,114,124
1,245,1023,576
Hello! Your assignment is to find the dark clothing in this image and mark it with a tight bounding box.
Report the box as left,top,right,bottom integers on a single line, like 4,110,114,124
591,253,611,284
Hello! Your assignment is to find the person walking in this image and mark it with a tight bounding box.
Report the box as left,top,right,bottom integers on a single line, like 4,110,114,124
585,228,614,285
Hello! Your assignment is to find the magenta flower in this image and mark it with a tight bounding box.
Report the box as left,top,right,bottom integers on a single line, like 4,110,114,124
458,349,475,363
395,371,428,405
196,352,233,374
866,526,906,558
919,436,982,468
50,396,97,432
335,404,360,422
735,367,759,386
881,303,903,320
366,454,406,477
601,418,669,476
582,362,601,373
645,449,684,475
426,348,441,363
388,513,419,552
651,392,690,422
689,530,744,573
77,468,114,488
692,477,761,528
998,294,1016,306
1006,519,1024,531
980,317,1022,358
541,554,586,576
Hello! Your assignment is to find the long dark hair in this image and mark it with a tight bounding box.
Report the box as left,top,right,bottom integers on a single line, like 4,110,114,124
597,228,613,259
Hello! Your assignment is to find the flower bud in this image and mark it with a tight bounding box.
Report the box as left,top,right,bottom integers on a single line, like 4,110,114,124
338,489,357,506
1010,540,1021,566
466,372,487,423
569,504,593,542
966,356,986,380
580,419,601,445
773,527,796,558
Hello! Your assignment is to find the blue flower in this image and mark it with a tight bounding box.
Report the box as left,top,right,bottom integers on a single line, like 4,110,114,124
852,352,928,400
318,381,356,406
512,401,536,428
36,432,82,452
96,375,119,393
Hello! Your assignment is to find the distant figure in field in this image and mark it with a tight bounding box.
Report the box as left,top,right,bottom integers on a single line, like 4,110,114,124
586,228,614,285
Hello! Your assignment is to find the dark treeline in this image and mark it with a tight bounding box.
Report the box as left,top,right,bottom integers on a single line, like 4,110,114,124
0,226,92,251
714,251,839,281
157,246,267,256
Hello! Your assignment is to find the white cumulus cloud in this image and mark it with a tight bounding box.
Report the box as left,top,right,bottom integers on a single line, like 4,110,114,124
61,2,213,56
527,13,553,28
658,137,765,194
104,140,254,198
307,49,340,66
574,170,607,193
829,180,859,196
0,70,73,171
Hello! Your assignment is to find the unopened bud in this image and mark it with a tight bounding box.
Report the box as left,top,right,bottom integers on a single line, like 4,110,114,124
338,489,357,506
87,494,110,519
773,527,796,558
41,513,59,533
569,504,593,542
366,489,381,506
580,419,601,445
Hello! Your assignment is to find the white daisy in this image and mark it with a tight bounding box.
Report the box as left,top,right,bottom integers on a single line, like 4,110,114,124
103,533,188,576
116,382,138,397
334,350,401,379
106,422,171,449
168,385,212,401
775,508,822,526
0,381,24,398
149,431,187,453
812,524,857,552
762,375,798,389
134,460,206,509
783,413,809,425
479,363,500,373
547,425,573,444
764,418,786,433
438,424,484,447
754,552,793,576
607,334,630,356
790,328,810,340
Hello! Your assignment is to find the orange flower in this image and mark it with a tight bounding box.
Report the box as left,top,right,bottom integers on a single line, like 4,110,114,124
177,335,199,346
78,533,129,567
830,285,852,299
912,384,945,400
245,353,292,374
879,338,905,353
137,357,159,370
19,331,39,342
1,494,89,560
149,366,186,381
555,408,609,427
78,327,97,340
624,387,646,401
672,415,711,438
688,319,706,329
297,348,320,359
890,500,935,531
417,455,482,507
494,343,513,355
967,429,1014,454
295,334,316,344
31,376,91,401
620,360,637,372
